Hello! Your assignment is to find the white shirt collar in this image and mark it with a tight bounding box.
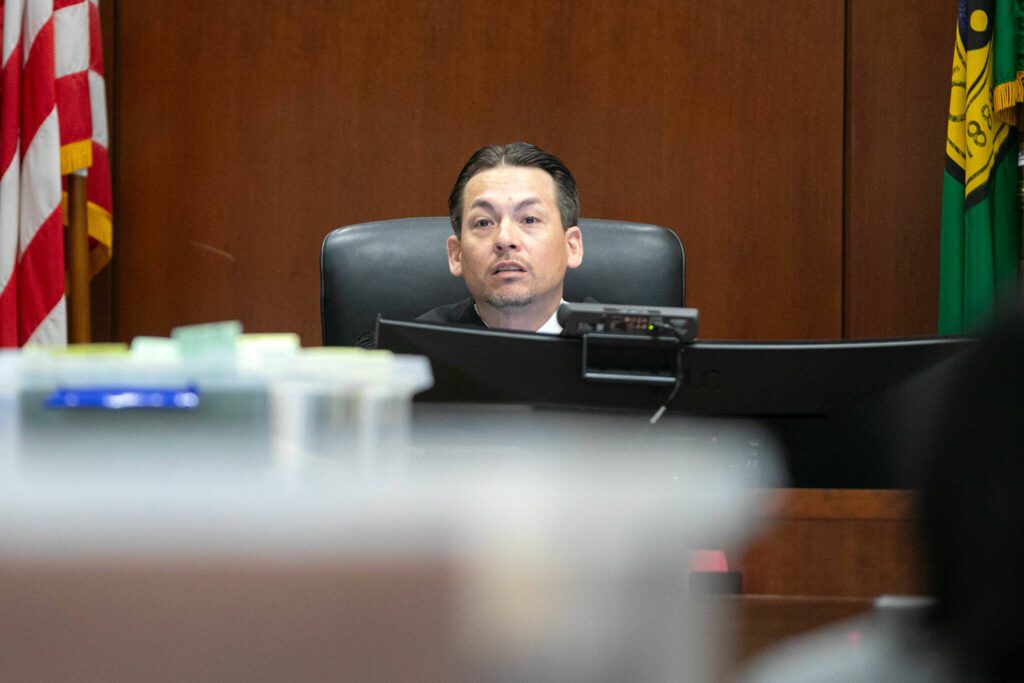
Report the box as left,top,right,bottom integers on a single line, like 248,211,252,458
535,301,565,334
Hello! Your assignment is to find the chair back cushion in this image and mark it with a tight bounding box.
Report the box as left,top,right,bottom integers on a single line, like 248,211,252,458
321,217,684,346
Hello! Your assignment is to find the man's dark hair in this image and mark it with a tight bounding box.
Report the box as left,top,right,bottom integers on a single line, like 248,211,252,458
447,142,579,237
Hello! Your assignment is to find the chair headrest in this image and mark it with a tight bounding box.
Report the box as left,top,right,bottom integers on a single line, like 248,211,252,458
321,217,684,346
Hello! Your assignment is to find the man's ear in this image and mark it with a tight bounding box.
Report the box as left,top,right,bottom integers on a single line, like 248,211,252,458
565,226,583,270
447,235,463,276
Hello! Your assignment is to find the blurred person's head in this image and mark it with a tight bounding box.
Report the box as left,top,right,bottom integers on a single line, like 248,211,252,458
920,307,1024,681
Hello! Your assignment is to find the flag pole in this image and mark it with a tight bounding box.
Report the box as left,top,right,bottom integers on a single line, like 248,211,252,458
66,174,90,344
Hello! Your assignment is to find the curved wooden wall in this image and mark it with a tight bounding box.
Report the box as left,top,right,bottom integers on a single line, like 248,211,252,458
100,1,957,345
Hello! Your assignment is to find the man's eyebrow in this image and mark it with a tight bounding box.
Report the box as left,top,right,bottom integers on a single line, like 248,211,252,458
513,197,542,212
468,199,496,212
467,197,543,213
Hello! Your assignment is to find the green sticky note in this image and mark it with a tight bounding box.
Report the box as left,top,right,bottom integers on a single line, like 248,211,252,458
171,320,243,356
130,336,182,361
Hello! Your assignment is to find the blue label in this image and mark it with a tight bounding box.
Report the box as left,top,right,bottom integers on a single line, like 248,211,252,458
45,386,201,410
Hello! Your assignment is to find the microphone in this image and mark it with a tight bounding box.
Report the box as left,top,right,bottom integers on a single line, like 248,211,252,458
557,302,573,327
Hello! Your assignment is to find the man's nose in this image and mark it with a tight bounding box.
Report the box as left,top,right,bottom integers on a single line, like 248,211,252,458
494,218,521,251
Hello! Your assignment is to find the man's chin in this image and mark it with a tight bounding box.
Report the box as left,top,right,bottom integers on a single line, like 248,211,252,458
484,293,534,309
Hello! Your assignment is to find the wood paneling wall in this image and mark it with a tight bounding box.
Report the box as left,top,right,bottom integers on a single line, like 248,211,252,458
104,1,956,345
844,0,958,338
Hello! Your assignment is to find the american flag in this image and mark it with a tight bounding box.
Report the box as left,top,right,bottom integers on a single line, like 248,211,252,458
0,0,110,347
57,0,112,277
0,0,65,347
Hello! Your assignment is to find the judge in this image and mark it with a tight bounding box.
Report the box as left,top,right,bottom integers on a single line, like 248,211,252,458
418,142,584,334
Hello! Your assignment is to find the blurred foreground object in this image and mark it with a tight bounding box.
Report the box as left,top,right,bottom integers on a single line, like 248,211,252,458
743,308,1024,682
0,421,780,682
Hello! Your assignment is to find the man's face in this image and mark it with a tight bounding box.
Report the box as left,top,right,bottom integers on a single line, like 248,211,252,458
447,166,583,312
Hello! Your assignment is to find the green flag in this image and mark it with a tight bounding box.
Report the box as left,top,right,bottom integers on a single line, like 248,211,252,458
939,0,1023,334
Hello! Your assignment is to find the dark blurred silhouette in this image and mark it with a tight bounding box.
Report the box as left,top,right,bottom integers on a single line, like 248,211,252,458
918,306,1024,682
743,305,1024,682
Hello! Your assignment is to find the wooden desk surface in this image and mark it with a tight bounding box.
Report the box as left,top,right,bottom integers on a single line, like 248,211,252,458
712,593,875,681
738,488,924,598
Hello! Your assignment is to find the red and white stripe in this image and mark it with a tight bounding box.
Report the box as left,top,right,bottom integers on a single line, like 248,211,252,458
0,0,66,347
54,0,91,173
55,0,110,275
84,0,110,274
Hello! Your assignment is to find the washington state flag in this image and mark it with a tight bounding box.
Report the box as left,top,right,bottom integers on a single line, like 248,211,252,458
939,0,1022,334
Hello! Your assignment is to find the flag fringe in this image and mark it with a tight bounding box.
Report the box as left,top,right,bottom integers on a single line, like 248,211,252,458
992,71,1024,126
86,202,112,277
60,192,113,277
59,139,93,176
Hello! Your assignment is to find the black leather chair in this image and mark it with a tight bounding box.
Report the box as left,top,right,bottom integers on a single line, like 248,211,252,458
320,217,685,346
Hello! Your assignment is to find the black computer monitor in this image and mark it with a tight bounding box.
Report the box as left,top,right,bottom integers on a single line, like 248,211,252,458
376,318,974,488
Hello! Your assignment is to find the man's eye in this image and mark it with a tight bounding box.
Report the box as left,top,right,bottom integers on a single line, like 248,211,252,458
473,218,493,228
522,216,539,225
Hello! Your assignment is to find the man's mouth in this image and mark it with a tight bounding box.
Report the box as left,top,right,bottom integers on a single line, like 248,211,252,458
492,262,527,275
